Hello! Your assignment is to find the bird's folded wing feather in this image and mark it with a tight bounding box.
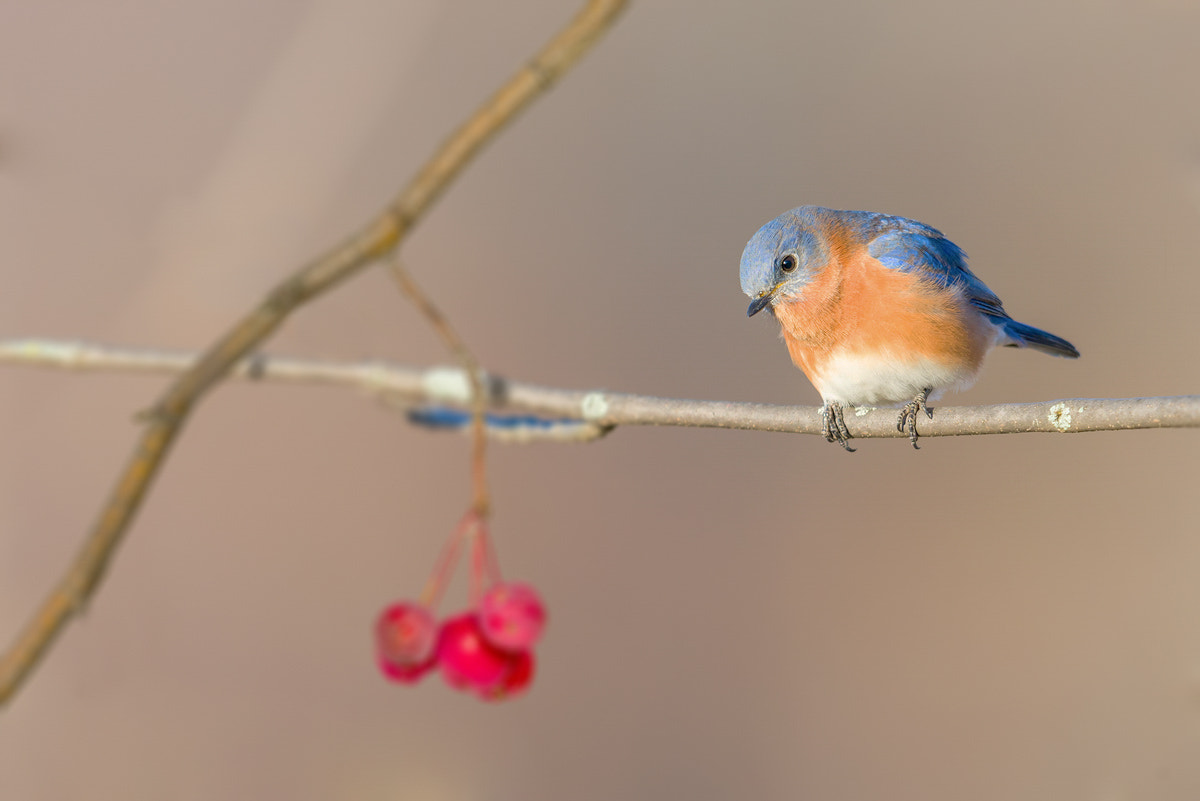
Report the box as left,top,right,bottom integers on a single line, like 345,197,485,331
865,216,1010,321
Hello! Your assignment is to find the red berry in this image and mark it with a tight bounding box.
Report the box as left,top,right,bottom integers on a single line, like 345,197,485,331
484,650,534,701
375,602,437,683
436,613,511,691
479,582,546,652
377,653,436,684
436,612,535,699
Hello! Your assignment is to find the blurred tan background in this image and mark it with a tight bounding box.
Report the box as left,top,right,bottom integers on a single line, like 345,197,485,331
1,1,1199,798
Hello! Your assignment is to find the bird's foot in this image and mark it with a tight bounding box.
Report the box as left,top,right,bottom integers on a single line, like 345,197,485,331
821,401,855,452
896,387,934,449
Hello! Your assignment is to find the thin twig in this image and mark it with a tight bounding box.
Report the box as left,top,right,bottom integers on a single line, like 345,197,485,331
2,339,1197,439
389,260,491,517
0,0,629,708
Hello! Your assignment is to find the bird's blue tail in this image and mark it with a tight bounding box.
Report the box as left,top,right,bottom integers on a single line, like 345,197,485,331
995,318,1080,358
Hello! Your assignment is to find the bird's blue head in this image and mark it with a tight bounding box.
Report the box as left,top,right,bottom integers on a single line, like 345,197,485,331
739,206,830,317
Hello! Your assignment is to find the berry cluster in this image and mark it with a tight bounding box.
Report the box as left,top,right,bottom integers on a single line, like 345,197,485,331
375,512,546,701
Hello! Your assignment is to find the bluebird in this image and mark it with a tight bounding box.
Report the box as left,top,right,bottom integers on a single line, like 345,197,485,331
740,206,1079,450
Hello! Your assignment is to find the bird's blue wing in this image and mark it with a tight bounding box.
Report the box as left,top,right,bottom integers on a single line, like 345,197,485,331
864,215,1010,320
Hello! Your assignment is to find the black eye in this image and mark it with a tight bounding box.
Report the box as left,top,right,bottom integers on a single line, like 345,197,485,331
779,254,798,273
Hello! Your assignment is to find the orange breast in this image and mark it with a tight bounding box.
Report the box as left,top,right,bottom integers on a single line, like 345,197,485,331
773,249,992,390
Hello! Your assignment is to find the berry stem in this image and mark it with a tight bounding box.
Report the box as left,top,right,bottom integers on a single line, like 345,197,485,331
389,259,491,519
470,524,485,607
479,520,502,586
419,511,475,608
467,514,503,605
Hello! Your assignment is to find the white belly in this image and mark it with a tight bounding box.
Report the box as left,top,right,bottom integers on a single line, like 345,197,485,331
813,350,985,407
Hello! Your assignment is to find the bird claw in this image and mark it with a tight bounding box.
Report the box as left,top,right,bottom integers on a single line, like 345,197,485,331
822,402,855,452
896,387,933,449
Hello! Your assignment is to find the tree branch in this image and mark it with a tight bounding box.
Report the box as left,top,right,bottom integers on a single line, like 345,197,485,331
0,0,629,709
3,339,1196,439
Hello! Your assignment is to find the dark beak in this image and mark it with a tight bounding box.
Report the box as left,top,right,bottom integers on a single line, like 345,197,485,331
746,293,773,317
